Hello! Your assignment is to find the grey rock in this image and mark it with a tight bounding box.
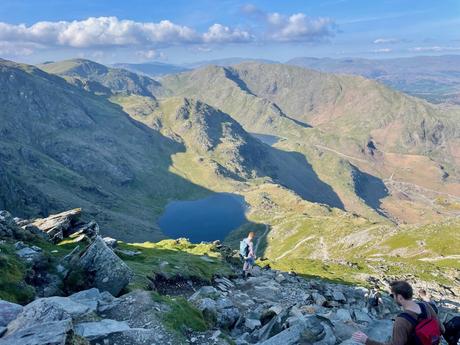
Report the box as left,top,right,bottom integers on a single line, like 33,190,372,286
91,328,165,345
189,286,219,302
6,296,91,334
30,208,81,243
333,291,347,303
78,236,133,296
0,319,73,345
313,292,327,306
74,319,131,340
335,309,353,322
258,316,324,345
103,237,117,248
217,307,240,329
245,318,261,331
0,300,23,327
353,309,373,324
365,320,393,343
196,298,218,320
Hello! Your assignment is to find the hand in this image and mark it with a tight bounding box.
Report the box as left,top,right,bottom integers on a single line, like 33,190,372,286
352,332,368,344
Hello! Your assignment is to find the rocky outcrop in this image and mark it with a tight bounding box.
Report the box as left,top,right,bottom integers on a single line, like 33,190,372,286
28,208,82,243
77,236,133,296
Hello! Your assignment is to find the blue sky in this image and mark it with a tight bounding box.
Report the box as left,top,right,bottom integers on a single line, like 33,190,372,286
0,0,459,64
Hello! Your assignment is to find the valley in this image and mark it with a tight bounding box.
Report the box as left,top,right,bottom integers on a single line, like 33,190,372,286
1,56,459,290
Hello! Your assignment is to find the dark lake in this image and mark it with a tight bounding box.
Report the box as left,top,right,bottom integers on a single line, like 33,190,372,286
158,193,247,242
250,133,281,146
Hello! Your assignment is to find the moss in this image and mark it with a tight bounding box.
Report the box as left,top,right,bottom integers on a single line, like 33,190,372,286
151,292,208,334
0,242,35,304
117,239,233,290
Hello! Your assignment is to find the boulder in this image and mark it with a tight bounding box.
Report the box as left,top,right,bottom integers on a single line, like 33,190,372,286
365,320,393,343
258,316,325,345
78,236,133,296
74,319,131,340
0,300,23,328
353,309,373,324
69,288,115,312
71,221,99,241
335,309,353,322
0,319,74,345
195,298,218,321
333,291,347,303
217,307,240,330
103,237,117,248
313,292,327,306
189,286,219,303
6,296,91,334
245,318,261,331
30,209,82,243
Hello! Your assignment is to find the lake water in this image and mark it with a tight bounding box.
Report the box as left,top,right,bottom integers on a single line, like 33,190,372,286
250,133,281,146
158,193,247,242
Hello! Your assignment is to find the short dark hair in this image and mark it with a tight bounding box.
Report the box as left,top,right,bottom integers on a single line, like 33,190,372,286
390,281,413,300
419,289,427,296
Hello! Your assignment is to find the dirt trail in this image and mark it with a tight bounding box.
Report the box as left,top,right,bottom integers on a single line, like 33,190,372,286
275,236,315,261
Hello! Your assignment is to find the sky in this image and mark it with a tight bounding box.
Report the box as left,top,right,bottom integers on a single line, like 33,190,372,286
0,0,459,64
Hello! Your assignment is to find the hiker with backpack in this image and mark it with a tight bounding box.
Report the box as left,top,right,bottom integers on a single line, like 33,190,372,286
240,231,256,278
353,281,444,345
366,286,383,318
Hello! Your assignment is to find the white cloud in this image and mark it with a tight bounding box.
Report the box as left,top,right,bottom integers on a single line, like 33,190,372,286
372,48,392,53
0,41,38,56
0,16,251,52
267,13,335,42
203,24,253,43
373,38,399,44
411,46,460,52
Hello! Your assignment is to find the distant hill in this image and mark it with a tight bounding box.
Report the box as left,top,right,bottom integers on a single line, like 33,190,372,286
112,62,189,77
184,57,279,69
287,55,460,104
38,59,161,97
160,62,460,223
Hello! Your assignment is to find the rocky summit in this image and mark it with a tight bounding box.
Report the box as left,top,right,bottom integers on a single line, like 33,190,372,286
0,209,459,345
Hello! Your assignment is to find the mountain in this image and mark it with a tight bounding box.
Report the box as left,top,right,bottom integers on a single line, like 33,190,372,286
184,57,279,69
112,61,189,77
38,59,162,97
0,58,210,241
287,55,460,104
13,57,460,290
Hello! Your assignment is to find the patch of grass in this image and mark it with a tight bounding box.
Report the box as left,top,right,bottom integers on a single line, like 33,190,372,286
118,239,233,290
151,292,208,333
0,241,35,304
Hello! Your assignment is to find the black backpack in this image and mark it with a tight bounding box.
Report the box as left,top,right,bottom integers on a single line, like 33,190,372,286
443,316,460,345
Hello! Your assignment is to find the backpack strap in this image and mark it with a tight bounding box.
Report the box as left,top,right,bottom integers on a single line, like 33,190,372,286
399,312,418,327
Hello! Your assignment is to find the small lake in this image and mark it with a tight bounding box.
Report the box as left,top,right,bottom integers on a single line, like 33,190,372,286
250,133,281,146
158,193,247,242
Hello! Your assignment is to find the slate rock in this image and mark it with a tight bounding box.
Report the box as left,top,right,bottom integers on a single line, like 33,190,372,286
74,319,131,340
0,319,73,345
0,300,23,327
78,236,133,296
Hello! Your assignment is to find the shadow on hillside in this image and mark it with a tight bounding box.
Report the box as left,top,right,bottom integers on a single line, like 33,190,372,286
266,146,344,209
351,165,388,216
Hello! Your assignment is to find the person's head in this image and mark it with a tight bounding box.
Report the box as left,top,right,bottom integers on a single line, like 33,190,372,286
419,289,427,297
247,231,255,240
389,281,413,306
